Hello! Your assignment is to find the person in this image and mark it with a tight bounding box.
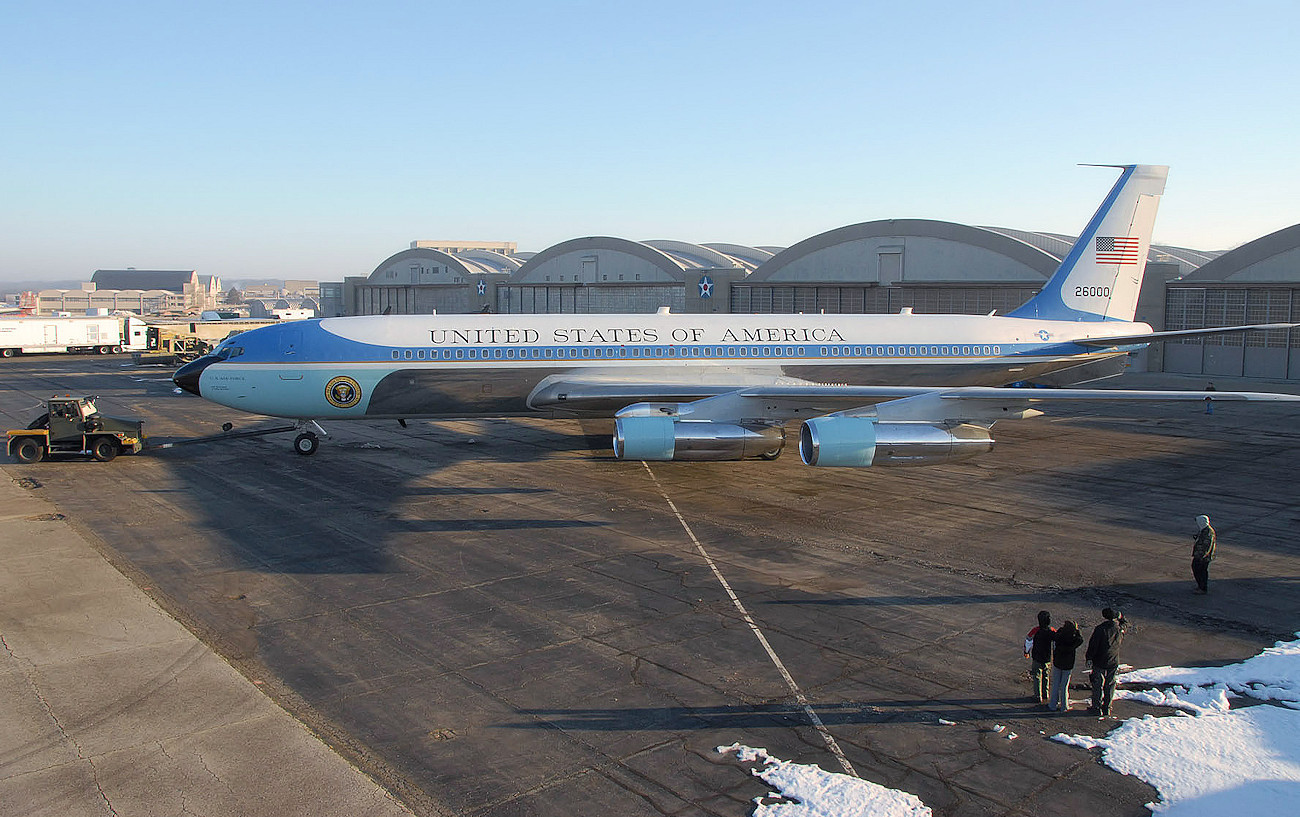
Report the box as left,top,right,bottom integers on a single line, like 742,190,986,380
1085,608,1128,717
1048,620,1084,712
1023,610,1055,704
1192,514,1217,594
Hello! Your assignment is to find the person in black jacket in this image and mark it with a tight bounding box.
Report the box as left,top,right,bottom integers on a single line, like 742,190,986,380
1048,620,1084,712
1085,608,1128,717
1191,514,1217,594
1023,610,1055,703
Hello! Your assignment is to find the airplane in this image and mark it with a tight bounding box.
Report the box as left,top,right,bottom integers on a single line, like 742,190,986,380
174,164,1300,463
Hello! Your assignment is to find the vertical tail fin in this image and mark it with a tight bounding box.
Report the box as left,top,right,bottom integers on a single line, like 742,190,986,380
1008,164,1168,322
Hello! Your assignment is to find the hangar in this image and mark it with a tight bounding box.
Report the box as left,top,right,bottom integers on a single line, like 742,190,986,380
496,237,772,315
733,219,1052,316
339,244,521,316
343,222,1220,321
1163,224,1300,379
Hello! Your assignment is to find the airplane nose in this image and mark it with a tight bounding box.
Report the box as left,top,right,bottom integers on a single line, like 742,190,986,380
173,356,217,396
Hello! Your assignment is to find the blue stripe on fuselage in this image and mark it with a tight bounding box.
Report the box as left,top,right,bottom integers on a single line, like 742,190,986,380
216,320,1113,366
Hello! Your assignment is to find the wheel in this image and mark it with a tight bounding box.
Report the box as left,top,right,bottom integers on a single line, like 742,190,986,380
1,348,14,358
112,345,123,354
13,437,43,464
97,346,110,355
759,447,783,461
293,433,319,456
90,436,119,462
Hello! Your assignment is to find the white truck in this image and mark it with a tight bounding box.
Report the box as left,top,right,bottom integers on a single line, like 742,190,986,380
0,315,149,358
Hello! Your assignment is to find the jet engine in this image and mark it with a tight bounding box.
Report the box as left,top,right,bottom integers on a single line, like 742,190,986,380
613,416,785,461
799,417,993,467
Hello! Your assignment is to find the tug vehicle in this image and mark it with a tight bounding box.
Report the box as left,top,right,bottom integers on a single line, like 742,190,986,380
6,396,145,463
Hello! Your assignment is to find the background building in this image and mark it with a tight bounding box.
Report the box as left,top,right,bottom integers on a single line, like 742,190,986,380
342,243,523,316
1163,224,1300,379
36,285,180,315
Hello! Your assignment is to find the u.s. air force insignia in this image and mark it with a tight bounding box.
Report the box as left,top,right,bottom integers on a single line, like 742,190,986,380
324,375,362,409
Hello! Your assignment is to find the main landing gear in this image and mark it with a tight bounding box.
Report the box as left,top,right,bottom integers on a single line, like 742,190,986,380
292,420,328,456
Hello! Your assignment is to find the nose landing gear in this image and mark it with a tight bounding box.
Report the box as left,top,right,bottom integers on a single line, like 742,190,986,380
293,433,318,455
292,420,328,456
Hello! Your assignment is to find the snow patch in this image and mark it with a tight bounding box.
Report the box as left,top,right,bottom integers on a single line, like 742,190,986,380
1053,633,1300,815
1120,633,1300,709
717,744,931,817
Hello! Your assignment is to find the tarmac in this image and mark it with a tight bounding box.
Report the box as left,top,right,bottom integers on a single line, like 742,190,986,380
3,357,1300,817
0,474,415,817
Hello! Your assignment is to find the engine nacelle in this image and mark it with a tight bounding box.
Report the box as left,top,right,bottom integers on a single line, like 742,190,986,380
799,417,993,467
613,417,785,461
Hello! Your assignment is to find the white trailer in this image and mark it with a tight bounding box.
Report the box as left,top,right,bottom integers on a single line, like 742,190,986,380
0,316,148,357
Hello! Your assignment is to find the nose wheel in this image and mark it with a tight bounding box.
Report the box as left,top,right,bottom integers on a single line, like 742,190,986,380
289,420,328,455
293,432,319,456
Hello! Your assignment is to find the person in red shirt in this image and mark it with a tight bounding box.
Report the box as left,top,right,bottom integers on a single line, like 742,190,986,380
1024,610,1055,704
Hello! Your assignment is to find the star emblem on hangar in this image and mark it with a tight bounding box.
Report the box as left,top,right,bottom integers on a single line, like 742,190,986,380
699,276,714,299
476,279,487,296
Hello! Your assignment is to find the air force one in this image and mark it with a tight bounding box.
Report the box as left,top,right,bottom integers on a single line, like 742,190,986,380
175,165,1300,464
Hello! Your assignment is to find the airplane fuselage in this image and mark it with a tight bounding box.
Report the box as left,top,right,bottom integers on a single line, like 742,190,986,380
181,311,1147,420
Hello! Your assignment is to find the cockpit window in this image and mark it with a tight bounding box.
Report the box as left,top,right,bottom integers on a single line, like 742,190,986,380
213,346,244,361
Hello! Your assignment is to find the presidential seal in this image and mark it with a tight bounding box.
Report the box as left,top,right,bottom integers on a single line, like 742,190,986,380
324,375,363,409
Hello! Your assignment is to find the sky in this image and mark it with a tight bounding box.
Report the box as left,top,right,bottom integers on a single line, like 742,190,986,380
718,634,1300,816
3,1,1298,283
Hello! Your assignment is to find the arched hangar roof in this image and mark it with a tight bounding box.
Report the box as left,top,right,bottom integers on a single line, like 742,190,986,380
368,248,516,284
642,240,744,271
701,243,779,270
456,249,523,276
1176,223,1300,284
748,219,1061,284
513,236,740,285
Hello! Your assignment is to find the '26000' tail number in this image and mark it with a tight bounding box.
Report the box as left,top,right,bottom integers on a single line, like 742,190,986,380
1075,286,1111,297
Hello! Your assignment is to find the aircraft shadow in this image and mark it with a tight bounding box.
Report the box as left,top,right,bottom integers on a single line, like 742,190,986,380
501,697,1062,732
762,576,1300,642
145,417,611,575
389,518,608,533
766,593,1056,607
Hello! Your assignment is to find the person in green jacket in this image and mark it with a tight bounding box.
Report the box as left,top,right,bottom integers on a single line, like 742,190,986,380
1192,514,1217,594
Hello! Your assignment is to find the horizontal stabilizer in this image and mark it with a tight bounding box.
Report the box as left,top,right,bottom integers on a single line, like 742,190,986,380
1073,322,1300,347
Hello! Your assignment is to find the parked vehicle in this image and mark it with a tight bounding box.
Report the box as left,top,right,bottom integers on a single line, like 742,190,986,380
6,396,145,462
0,316,148,357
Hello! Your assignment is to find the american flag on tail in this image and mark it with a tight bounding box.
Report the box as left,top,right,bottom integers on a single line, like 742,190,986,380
1095,236,1142,265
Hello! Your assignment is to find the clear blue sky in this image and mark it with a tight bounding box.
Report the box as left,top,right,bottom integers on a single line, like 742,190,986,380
3,1,1297,283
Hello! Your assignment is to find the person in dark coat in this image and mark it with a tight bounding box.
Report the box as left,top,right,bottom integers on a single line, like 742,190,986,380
1048,620,1084,712
1085,608,1128,717
1023,610,1055,704
1192,514,1217,594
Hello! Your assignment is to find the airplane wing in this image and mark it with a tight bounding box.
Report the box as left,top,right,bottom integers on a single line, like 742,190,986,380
536,374,1300,425
1074,322,1300,347
528,376,937,415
